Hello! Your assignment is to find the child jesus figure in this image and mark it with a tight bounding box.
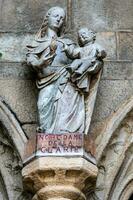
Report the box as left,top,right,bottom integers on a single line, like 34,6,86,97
62,28,106,92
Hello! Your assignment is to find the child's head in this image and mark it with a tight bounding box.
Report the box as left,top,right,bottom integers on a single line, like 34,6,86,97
78,28,96,46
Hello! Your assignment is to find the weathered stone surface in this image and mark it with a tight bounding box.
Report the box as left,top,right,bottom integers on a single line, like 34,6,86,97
0,124,30,200
102,61,133,80
0,62,35,79
0,79,37,123
95,97,133,200
90,104,133,147
1,0,133,32
96,32,116,60
92,80,133,122
0,33,34,62
0,0,67,32
22,157,98,200
22,124,37,138
89,120,106,146
0,98,27,159
118,32,133,60
72,0,133,31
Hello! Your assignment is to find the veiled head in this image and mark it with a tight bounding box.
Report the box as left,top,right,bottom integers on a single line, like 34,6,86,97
36,7,66,40
47,7,66,30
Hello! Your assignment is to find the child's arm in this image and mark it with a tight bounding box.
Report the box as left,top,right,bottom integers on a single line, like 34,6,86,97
96,44,107,59
97,50,107,59
61,41,81,59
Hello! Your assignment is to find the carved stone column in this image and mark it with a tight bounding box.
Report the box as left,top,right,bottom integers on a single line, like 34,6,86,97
22,157,98,200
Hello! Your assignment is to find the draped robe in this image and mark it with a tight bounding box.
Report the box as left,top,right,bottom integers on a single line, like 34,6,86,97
27,37,102,135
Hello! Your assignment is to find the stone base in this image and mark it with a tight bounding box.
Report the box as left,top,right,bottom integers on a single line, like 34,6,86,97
22,157,98,200
23,133,96,165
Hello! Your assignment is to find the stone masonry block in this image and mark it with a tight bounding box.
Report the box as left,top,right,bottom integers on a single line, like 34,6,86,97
22,124,37,138
0,33,34,62
92,80,133,122
102,61,133,80
0,0,67,32
72,0,133,31
0,62,35,79
118,32,133,61
0,79,37,123
96,32,116,60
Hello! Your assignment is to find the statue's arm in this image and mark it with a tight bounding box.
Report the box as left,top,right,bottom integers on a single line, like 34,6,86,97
59,38,80,59
96,44,107,59
26,53,41,69
26,52,55,70
87,45,107,74
63,45,80,59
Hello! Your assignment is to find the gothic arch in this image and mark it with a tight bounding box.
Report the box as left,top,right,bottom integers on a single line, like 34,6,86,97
120,181,133,200
0,97,27,159
95,96,133,200
0,97,29,199
0,173,8,199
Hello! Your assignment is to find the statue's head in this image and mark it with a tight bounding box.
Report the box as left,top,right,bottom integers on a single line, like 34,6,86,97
36,7,66,40
78,28,96,46
47,7,66,31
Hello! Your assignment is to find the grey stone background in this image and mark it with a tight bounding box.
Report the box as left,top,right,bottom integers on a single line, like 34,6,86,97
0,0,133,139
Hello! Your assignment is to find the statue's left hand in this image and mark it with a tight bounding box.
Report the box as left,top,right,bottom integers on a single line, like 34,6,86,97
41,53,56,66
57,40,68,52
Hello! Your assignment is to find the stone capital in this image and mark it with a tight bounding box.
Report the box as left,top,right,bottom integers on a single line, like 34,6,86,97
22,157,98,200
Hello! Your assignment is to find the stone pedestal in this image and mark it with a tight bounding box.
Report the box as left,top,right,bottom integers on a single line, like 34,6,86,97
22,157,98,200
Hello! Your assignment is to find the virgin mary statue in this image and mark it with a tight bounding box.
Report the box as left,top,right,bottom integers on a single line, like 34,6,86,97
26,7,104,135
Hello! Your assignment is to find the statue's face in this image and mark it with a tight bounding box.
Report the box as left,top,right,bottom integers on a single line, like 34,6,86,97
48,8,65,31
78,28,94,46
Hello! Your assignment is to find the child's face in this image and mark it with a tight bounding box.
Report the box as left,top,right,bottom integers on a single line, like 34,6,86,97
78,28,94,46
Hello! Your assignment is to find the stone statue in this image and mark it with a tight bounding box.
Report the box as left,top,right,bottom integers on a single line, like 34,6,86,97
62,28,106,93
26,7,106,135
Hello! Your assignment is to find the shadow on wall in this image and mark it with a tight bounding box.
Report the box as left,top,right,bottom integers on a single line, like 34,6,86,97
129,194,133,200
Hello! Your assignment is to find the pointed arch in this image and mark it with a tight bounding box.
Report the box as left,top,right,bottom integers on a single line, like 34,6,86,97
0,97,27,160
96,96,133,162
0,97,30,199
95,96,133,200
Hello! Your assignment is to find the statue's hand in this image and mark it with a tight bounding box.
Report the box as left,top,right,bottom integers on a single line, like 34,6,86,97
58,40,68,52
41,53,56,66
62,44,69,52
97,50,107,59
